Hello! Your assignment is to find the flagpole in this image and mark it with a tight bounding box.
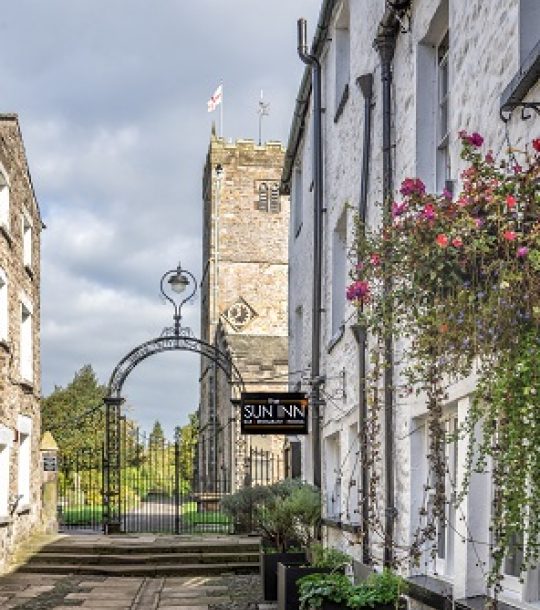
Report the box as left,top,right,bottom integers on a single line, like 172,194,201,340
220,84,224,138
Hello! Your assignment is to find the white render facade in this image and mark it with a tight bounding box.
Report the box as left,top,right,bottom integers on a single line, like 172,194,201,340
284,0,539,605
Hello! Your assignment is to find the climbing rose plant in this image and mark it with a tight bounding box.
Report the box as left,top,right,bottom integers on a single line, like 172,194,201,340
349,132,540,588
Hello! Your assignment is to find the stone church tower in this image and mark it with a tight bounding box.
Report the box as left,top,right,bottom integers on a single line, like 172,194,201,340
199,132,289,492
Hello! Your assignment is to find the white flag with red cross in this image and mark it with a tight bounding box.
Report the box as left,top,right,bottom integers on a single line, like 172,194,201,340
207,84,223,112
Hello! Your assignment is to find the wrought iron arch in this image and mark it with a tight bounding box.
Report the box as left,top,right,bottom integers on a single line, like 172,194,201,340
103,334,244,535
107,330,244,398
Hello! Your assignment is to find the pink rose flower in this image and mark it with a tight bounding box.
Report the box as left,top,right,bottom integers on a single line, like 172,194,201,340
400,178,426,197
517,246,529,258
503,230,517,241
346,280,370,303
392,201,408,218
422,203,436,221
452,237,463,248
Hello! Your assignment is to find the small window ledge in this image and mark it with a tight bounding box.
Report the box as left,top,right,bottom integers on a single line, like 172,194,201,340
321,518,362,534
16,505,31,516
0,339,9,352
334,84,350,123
19,379,34,393
0,516,11,527
327,325,345,353
0,224,12,246
500,39,540,113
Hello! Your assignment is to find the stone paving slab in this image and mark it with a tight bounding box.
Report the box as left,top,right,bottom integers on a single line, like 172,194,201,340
0,569,262,609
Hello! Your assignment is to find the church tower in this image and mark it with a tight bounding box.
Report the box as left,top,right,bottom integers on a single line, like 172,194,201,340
199,132,289,492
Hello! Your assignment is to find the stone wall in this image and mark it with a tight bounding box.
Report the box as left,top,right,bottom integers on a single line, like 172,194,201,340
0,115,43,572
286,0,539,601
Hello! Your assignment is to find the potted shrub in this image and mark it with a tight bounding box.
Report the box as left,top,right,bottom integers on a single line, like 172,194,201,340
222,479,316,601
259,480,319,601
277,543,350,610
298,568,406,610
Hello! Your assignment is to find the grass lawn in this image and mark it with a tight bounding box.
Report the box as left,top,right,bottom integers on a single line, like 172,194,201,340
60,505,104,525
182,510,232,526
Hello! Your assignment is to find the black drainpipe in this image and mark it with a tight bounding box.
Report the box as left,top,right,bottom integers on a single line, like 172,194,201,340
374,14,399,568
297,17,323,490
353,72,373,566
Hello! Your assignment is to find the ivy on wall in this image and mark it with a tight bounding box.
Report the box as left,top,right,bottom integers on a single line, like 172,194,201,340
349,133,540,588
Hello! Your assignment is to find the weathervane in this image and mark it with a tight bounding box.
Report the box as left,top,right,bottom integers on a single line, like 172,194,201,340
257,90,270,145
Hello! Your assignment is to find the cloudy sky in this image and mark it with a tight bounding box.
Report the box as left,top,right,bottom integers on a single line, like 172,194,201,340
0,1,320,436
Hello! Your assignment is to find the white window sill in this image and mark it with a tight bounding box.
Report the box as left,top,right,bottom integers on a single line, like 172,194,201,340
16,504,31,516
327,325,345,353
19,378,34,391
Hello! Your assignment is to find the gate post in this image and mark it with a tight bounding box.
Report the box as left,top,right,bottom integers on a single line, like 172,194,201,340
174,436,180,535
103,396,124,534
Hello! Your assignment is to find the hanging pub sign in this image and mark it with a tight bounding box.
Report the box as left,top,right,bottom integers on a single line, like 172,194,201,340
240,392,308,435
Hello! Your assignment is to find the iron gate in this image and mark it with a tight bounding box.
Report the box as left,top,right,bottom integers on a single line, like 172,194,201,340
58,418,284,534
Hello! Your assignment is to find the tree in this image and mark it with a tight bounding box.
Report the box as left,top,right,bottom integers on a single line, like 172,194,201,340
176,412,198,488
149,420,165,448
42,365,107,459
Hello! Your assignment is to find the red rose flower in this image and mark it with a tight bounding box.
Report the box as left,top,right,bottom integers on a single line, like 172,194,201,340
533,138,540,153
503,230,517,241
452,237,463,248
436,234,449,248
506,195,517,209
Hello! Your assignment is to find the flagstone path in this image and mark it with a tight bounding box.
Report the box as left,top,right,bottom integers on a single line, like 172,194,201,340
0,572,265,609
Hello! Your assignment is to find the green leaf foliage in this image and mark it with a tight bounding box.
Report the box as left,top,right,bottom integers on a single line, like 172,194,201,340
42,364,106,459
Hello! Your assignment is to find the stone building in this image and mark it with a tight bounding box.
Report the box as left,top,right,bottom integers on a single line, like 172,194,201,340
284,0,539,605
0,114,43,571
199,133,289,493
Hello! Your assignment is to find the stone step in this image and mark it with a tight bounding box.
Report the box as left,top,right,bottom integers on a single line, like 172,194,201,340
41,542,260,555
17,561,260,577
27,551,260,566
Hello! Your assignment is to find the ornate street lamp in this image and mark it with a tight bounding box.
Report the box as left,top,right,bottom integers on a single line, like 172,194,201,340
160,262,197,336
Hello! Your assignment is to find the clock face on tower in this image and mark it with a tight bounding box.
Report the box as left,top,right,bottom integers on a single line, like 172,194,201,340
224,298,257,331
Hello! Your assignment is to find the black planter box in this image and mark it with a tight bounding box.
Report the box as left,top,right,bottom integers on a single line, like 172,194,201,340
261,551,306,601
319,602,400,610
321,601,403,610
277,562,334,610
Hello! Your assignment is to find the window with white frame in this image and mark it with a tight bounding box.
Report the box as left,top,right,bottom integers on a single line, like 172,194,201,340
0,426,11,517
325,433,341,519
436,31,450,194
294,305,304,373
20,296,33,382
22,212,32,269
17,415,32,508
0,268,7,342
416,0,449,193
334,1,350,114
331,210,347,337
500,520,539,602
434,414,458,577
519,0,540,64
0,168,9,231
415,410,458,578
293,166,303,237
345,424,359,524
